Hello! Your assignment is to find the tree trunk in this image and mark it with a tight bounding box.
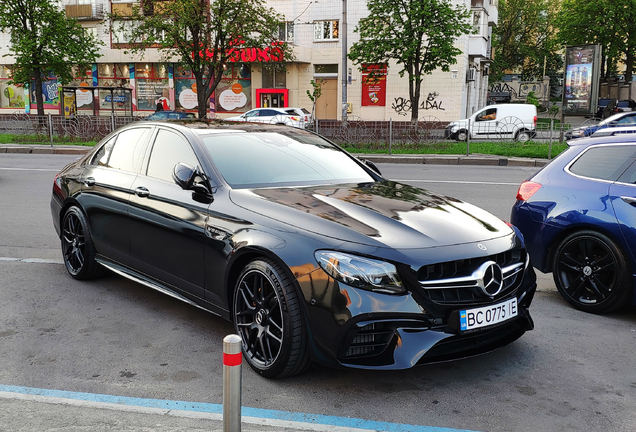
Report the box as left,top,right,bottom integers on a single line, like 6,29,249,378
625,49,634,84
410,77,422,122
33,69,45,116
195,73,208,119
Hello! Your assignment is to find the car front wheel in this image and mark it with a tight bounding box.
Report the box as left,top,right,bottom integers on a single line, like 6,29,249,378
552,230,632,313
233,258,310,378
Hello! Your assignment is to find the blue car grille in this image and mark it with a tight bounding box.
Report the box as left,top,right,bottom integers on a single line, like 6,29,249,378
417,248,527,304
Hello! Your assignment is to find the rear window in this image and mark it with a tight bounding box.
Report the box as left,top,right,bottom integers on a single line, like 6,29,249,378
569,145,636,181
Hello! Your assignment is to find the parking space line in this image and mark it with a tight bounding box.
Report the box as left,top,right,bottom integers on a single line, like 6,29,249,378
392,179,519,186
0,384,481,432
0,257,63,264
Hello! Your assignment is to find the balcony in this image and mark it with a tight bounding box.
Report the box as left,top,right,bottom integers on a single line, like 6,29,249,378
469,36,490,61
64,2,105,21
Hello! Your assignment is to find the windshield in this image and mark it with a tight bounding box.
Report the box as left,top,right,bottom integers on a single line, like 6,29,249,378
201,131,375,188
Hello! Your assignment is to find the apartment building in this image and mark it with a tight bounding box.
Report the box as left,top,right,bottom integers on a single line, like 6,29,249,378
0,0,497,121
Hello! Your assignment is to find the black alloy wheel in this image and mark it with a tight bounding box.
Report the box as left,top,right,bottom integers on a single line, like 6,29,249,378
61,207,104,280
233,258,310,378
552,230,632,313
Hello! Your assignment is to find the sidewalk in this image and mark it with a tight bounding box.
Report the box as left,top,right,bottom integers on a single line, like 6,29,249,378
0,143,550,167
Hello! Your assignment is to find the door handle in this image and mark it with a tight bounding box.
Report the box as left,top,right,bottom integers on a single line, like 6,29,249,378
621,196,636,205
135,187,150,198
84,177,95,187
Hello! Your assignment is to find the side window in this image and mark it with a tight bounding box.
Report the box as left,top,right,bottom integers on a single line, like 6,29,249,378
146,129,199,183
91,136,116,166
477,108,497,121
569,145,636,181
105,128,151,172
617,114,636,125
245,110,258,118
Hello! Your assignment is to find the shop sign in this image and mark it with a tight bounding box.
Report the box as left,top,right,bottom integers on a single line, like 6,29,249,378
361,64,387,107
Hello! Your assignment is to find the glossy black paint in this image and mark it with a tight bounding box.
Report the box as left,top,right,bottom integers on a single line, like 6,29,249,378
51,121,536,374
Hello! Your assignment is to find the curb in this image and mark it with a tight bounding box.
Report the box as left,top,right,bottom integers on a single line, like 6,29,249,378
0,145,550,167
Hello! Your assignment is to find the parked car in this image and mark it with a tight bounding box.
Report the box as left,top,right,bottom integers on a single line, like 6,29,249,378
145,110,196,121
617,99,636,112
565,111,636,140
225,107,308,128
287,107,312,125
511,134,636,313
594,98,618,120
445,104,537,142
51,120,536,378
591,125,636,138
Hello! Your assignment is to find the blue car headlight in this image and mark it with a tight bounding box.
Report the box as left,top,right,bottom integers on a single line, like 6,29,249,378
315,251,405,294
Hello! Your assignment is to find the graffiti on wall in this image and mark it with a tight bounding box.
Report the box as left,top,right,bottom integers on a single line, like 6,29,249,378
392,92,446,115
422,92,445,111
391,97,411,116
488,81,549,100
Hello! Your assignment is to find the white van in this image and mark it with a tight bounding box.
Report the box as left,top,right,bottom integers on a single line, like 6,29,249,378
445,104,537,142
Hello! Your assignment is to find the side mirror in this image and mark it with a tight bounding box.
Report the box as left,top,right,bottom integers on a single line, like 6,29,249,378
363,159,381,176
173,162,211,195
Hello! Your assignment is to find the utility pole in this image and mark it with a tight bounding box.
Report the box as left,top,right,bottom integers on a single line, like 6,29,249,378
341,0,348,121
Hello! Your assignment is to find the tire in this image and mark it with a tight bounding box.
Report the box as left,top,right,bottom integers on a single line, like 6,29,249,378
516,129,531,142
233,258,310,378
60,207,106,280
456,130,468,141
552,230,633,313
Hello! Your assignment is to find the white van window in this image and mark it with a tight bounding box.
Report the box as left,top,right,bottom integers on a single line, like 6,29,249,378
477,108,497,121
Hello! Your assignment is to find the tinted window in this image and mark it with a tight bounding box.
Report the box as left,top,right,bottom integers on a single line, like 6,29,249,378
615,115,636,125
201,132,374,188
569,145,636,181
91,136,116,166
106,128,151,172
146,129,199,182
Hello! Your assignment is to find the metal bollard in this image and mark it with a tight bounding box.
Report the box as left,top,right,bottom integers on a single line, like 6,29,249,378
223,334,242,432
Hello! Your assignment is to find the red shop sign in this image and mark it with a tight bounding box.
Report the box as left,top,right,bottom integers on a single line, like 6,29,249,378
361,64,387,107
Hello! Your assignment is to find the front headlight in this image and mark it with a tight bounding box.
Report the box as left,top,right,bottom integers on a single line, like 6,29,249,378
315,251,405,294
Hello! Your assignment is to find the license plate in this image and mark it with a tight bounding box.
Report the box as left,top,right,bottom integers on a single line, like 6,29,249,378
460,298,517,332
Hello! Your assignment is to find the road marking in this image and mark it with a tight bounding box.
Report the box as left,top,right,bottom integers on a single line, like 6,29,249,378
0,257,63,264
0,384,481,432
0,167,60,172
393,179,519,186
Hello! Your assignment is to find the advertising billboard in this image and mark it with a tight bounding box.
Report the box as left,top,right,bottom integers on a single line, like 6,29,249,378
563,44,602,116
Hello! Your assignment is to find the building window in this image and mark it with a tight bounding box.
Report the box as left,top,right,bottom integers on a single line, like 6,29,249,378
262,64,287,88
278,22,294,42
314,20,339,41
112,20,141,44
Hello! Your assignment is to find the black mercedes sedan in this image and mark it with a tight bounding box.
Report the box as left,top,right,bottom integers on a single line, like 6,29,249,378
51,120,536,378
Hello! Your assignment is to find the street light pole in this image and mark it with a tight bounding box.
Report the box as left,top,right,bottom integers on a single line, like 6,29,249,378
341,0,348,121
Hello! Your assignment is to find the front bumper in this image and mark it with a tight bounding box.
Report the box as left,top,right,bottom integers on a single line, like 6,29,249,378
296,245,537,370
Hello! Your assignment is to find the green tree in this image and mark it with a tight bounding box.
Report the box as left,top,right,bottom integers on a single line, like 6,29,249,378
348,0,471,122
556,0,636,82
111,0,291,119
0,0,103,116
491,0,562,84
306,79,324,122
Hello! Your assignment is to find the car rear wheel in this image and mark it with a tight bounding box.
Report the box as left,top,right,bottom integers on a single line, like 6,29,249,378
61,207,105,280
552,230,632,313
515,129,531,142
233,258,310,378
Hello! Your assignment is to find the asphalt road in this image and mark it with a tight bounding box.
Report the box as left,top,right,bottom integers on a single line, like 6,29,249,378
1,154,635,432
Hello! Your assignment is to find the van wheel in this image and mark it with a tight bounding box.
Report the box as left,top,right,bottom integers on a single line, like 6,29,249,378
516,129,531,142
456,130,468,141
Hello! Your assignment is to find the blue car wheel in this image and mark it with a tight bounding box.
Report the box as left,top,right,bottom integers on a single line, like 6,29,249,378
552,230,633,313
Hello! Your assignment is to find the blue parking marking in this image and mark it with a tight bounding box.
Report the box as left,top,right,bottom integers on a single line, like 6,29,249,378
0,384,482,432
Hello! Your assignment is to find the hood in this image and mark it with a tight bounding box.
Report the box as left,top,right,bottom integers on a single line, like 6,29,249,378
229,181,512,249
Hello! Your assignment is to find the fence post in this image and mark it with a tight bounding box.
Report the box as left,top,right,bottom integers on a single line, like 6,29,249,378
111,114,115,133
48,113,53,147
548,118,554,160
466,118,471,156
389,118,393,155
223,334,242,432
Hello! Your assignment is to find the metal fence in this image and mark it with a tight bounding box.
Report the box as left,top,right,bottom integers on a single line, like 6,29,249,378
0,111,608,152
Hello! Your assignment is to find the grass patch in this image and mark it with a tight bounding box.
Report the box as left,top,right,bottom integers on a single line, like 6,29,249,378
339,140,568,159
0,133,97,146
